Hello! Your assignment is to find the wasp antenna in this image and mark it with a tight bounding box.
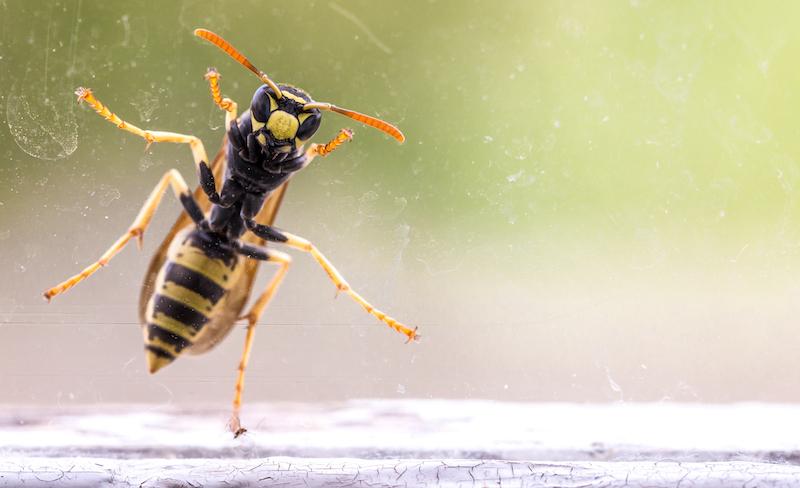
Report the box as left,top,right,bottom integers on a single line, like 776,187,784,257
304,102,405,143
332,105,405,143
194,28,283,99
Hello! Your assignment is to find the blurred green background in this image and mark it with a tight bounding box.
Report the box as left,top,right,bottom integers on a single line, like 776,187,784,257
2,0,800,406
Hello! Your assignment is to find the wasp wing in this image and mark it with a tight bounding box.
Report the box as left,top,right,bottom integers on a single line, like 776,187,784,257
139,136,291,355
138,136,229,323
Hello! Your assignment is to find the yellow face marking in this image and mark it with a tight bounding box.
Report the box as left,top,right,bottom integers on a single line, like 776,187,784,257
268,93,278,112
251,117,265,132
256,133,267,146
267,110,299,140
281,91,307,105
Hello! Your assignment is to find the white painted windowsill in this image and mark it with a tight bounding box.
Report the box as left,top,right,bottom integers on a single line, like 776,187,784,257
2,400,799,487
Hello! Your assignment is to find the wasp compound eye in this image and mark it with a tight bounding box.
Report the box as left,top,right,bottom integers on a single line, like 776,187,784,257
250,85,275,123
296,111,322,141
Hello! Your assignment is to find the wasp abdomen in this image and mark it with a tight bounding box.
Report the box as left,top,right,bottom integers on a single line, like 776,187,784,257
144,229,241,373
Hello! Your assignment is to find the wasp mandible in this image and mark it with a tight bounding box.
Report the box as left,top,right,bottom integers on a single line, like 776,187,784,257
43,28,417,437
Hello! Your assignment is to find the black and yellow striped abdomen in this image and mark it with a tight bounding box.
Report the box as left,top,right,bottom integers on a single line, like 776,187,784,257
144,228,244,373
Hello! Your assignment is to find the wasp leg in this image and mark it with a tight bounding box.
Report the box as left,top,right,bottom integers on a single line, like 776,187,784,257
76,87,223,208
242,221,417,342
236,245,292,328
305,128,354,163
43,170,203,301
283,233,418,342
204,68,238,131
75,87,210,171
75,83,216,189
227,243,292,438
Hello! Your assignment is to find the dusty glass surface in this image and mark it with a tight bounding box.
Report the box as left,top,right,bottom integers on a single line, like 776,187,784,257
1,0,799,408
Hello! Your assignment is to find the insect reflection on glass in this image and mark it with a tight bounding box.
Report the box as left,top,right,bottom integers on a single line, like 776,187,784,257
43,28,417,437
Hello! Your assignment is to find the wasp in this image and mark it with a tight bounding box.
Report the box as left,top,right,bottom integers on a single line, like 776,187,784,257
43,28,417,437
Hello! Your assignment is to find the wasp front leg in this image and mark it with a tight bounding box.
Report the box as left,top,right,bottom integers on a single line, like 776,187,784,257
43,170,204,300
228,243,292,437
198,69,242,206
204,68,238,131
305,128,354,163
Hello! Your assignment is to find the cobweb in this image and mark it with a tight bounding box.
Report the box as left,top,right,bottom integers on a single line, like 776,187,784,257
3,0,82,161
6,86,78,161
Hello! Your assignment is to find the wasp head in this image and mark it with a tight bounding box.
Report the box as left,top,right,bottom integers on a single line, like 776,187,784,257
194,28,405,157
249,84,321,159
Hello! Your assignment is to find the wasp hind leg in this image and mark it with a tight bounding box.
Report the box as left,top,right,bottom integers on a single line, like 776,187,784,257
43,170,203,300
228,243,292,438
